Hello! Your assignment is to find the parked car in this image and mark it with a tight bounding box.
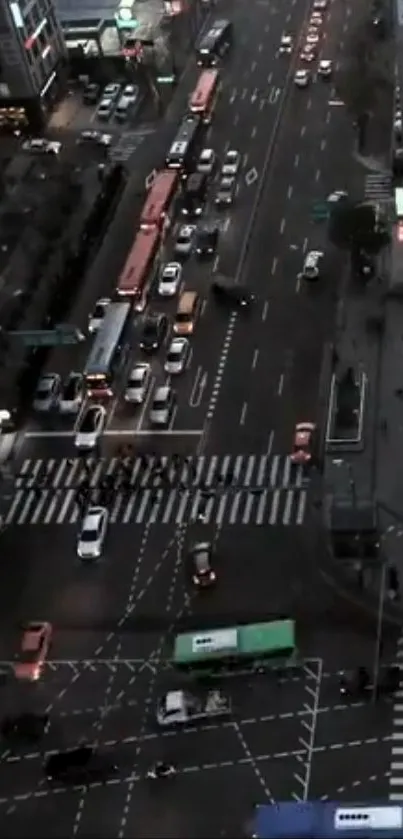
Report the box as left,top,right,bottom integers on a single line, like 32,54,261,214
82,82,101,105
59,373,84,415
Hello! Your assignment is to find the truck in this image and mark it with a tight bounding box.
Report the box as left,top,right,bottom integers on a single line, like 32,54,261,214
156,688,231,727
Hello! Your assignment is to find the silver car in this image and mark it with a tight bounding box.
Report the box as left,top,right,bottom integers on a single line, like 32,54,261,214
124,363,151,404
77,506,109,561
149,385,175,426
215,176,236,205
164,337,189,374
221,150,240,177
97,98,114,120
33,373,60,412
174,225,196,257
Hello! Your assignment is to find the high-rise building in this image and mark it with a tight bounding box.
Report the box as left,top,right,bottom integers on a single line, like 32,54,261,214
0,0,67,131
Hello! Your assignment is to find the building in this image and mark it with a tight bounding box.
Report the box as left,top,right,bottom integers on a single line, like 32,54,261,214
0,0,67,132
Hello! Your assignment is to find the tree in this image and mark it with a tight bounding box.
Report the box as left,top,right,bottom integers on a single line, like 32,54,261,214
328,200,390,255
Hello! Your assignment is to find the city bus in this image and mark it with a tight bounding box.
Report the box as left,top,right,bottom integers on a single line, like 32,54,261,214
116,227,160,310
250,802,403,838
140,169,180,232
196,20,233,67
165,115,203,176
83,301,131,398
172,619,297,675
189,69,220,123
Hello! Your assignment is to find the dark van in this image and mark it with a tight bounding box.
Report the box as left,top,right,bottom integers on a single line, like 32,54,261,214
182,173,208,217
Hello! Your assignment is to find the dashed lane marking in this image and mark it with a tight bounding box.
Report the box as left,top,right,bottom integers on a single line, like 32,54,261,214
0,738,392,807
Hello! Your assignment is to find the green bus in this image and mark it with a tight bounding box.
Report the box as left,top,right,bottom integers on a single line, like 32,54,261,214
172,619,297,675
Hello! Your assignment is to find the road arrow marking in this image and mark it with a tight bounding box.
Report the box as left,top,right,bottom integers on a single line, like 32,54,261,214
245,168,258,186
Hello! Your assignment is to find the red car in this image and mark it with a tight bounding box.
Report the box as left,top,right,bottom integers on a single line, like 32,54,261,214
14,622,52,681
290,422,316,465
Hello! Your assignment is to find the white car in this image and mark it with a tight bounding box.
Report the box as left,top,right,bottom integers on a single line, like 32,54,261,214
150,385,175,426
59,373,84,415
78,130,112,147
33,373,60,412
122,83,139,104
279,35,293,54
216,176,236,205
174,225,196,257
327,190,348,203
294,70,310,88
221,150,240,177
124,363,151,404
97,98,114,120
313,0,327,8
318,60,333,78
164,337,189,374
88,297,110,334
302,250,324,280
158,262,182,296
197,148,216,175
306,28,320,44
300,46,317,62
74,405,106,450
310,12,323,25
22,138,61,155
103,82,121,100
77,506,109,561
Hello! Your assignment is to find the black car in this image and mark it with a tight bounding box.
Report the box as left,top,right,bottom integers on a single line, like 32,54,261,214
212,277,254,308
139,313,168,352
45,746,117,783
83,82,101,105
339,665,400,699
2,712,49,742
196,224,219,258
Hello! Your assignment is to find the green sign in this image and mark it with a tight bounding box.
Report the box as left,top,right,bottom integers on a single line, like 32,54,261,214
312,201,329,221
157,75,175,83
8,325,84,347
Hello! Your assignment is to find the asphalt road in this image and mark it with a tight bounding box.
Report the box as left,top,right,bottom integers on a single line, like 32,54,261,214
0,0,395,834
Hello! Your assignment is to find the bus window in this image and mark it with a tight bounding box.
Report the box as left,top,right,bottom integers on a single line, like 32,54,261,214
172,619,297,674
116,228,160,311
189,70,220,123
83,302,131,398
140,169,180,232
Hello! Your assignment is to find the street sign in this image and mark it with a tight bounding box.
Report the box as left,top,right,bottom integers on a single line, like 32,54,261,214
157,75,175,83
312,201,329,221
8,325,84,347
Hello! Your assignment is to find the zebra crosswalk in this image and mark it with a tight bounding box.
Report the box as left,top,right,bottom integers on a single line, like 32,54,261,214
389,639,403,801
4,454,310,527
364,172,392,204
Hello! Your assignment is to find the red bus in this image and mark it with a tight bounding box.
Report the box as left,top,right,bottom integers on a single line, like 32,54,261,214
116,228,160,311
140,169,179,232
189,69,220,123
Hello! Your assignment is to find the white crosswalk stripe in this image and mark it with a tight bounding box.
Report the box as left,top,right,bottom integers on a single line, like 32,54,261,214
364,172,392,203
5,454,310,526
389,638,403,800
